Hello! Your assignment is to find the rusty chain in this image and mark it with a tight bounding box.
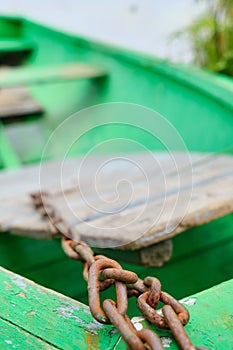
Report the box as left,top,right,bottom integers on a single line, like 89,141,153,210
32,193,207,350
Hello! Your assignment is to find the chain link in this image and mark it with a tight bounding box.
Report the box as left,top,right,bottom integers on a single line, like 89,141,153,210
32,192,208,350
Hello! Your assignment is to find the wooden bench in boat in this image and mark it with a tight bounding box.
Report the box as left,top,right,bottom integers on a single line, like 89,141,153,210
0,62,106,121
1,151,233,265
0,62,107,87
1,266,232,349
0,87,44,122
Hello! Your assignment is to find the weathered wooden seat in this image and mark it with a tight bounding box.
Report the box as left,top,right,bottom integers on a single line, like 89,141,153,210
1,151,233,253
0,87,43,121
0,62,106,121
0,62,107,87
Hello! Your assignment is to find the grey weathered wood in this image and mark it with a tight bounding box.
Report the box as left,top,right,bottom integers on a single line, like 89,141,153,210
42,153,233,249
1,152,233,250
0,87,43,120
0,152,195,239
139,239,173,266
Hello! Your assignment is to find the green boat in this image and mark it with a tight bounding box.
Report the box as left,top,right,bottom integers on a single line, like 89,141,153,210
0,16,233,349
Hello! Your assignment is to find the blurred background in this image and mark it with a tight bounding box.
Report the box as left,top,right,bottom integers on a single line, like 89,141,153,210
0,0,207,64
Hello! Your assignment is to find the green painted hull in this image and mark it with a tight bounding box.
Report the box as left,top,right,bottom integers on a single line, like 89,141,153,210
0,16,233,315
2,267,232,349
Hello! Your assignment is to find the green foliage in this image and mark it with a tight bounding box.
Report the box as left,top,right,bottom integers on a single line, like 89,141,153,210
183,0,233,76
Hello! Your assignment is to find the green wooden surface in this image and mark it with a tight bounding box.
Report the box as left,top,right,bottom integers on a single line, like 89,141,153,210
1,266,232,349
1,318,57,350
117,279,233,349
0,39,33,53
0,267,120,350
0,122,21,169
0,63,107,87
0,17,22,39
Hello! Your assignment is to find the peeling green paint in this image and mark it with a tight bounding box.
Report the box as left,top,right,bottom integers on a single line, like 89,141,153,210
0,267,120,350
116,280,233,349
1,267,233,349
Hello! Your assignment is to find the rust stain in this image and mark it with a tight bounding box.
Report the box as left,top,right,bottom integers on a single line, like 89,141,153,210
27,310,36,316
16,292,26,298
85,332,100,350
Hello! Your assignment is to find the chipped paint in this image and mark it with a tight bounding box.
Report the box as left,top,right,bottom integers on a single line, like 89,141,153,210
56,305,103,334
134,322,143,331
57,305,83,323
11,276,27,291
180,297,197,306
83,307,91,314
5,340,13,344
3,281,11,292
1,267,119,349
27,311,36,316
2,266,232,349
91,318,104,330
161,336,173,348
131,316,145,331
16,292,26,298
131,316,145,323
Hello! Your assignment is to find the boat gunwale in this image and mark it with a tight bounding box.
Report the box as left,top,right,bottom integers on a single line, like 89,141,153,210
1,15,232,112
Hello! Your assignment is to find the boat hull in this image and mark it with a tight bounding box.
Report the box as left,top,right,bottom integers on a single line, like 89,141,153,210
0,16,233,306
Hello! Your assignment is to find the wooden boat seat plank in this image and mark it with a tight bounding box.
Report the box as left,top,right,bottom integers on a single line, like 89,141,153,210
0,87,43,121
0,152,200,240
1,266,232,349
0,197,51,238
53,154,233,222
45,153,233,249
1,152,233,249
0,62,107,87
0,157,81,200
0,151,202,200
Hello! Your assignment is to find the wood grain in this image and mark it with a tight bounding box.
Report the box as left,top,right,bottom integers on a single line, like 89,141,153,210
1,152,233,250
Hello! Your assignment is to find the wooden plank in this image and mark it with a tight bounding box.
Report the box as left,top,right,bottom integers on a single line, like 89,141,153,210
0,62,107,87
0,152,199,239
1,318,56,350
0,156,84,199
0,152,200,200
0,267,120,350
0,156,84,237
43,153,233,249
1,152,233,249
0,87,43,121
116,279,233,349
